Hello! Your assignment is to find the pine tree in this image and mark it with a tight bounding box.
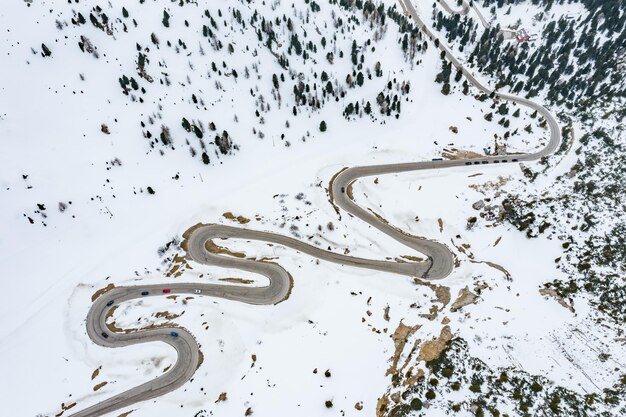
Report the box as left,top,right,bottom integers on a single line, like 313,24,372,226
41,43,52,57
364,101,372,114
319,121,327,132
356,72,364,87
182,117,191,132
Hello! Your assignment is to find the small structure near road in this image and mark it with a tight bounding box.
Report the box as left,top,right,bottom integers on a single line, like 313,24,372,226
500,27,534,44
516,28,531,43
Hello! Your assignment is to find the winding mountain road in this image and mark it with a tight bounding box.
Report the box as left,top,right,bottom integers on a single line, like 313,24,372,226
66,1,560,416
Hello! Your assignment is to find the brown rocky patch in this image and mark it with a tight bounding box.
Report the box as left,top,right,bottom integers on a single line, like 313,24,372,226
386,321,421,376
93,381,108,391
417,326,452,362
223,212,250,224
450,287,478,312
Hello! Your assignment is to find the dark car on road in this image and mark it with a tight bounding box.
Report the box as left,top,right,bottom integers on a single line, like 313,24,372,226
141,291,149,296
106,300,114,306
101,332,109,339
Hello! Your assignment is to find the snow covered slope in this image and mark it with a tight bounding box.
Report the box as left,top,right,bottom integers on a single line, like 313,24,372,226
0,0,623,416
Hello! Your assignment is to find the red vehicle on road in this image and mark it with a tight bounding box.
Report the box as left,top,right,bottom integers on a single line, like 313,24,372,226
162,288,171,293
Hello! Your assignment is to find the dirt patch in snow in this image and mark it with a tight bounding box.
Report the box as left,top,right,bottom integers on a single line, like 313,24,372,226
154,311,182,320
55,401,77,416
469,175,512,196
376,395,390,417
450,286,478,312
91,283,115,302
387,321,421,376
180,223,206,252
223,212,250,224
417,326,453,362
539,287,575,312
166,253,192,278
93,381,108,391
414,278,451,306
400,255,424,262
196,349,205,369
205,239,246,258
442,147,482,159
470,259,512,280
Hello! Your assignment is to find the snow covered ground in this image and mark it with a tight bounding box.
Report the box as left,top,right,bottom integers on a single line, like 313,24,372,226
0,0,621,416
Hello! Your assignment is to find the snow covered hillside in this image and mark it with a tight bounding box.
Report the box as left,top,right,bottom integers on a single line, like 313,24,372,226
0,0,623,416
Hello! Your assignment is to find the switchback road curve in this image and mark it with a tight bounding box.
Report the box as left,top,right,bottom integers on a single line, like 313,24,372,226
66,2,561,416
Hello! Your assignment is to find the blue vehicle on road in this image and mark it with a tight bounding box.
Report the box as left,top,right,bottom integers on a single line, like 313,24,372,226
170,331,178,337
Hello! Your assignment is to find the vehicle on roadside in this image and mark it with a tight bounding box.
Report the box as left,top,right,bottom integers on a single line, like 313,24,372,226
431,158,443,161
106,300,114,306
481,161,488,164
494,160,500,163
163,289,171,294
170,331,178,337
502,159,508,163
101,332,109,339
194,289,201,294
473,161,480,165
512,158,519,162
141,291,149,296
465,162,472,165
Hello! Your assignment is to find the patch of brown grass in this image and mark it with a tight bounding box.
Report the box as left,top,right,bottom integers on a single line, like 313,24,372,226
180,223,208,252
91,283,115,302
196,350,205,369
55,402,77,417
154,311,182,320
205,239,246,258
223,212,250,224
93,381,108,391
